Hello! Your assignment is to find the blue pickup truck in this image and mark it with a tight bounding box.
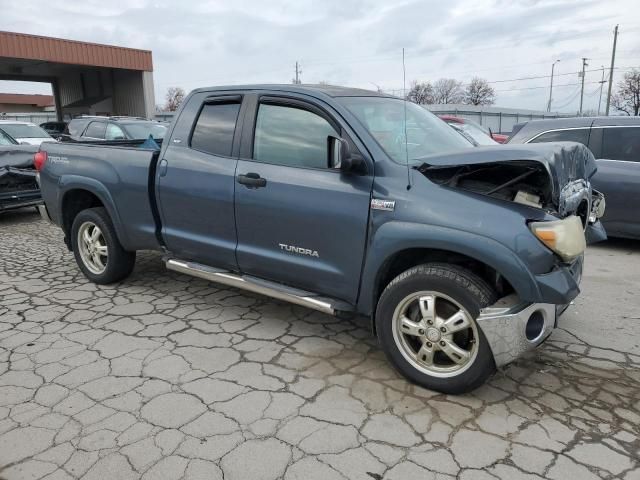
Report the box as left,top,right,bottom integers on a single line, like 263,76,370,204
35,85,605,393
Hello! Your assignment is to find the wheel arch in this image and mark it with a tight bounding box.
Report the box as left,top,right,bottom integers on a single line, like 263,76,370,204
357,222,542,323
58,176,128,250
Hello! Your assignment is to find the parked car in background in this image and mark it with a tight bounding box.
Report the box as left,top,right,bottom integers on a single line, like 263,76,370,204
0,120,54,146
0,130,41,212
447,120,498,146
40,121,68,139
438,115,508,143
64,116,168,142
508,116,640,240
36,84,605,394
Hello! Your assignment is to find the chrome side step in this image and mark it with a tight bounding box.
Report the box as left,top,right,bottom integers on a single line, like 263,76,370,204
165,258,354,316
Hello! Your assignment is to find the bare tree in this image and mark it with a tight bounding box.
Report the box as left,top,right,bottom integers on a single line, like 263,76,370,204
611,69,640,116
406,81,434,104
432,78,464,104
464,77,496,106
164,87,186,112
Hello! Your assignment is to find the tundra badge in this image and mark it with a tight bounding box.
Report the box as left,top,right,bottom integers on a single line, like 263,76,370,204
279,243,320,258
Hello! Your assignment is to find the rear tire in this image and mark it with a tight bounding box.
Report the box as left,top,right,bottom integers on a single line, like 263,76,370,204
71,207,135,284
375,263,497,394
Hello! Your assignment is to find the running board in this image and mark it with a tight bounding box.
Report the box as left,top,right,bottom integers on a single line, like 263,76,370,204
165,258,354,316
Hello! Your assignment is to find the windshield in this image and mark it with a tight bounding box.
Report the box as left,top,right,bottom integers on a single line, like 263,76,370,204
0,123,51,139
451,122,497,146
340,97,472,163
121,122,168,140
0,129,18,145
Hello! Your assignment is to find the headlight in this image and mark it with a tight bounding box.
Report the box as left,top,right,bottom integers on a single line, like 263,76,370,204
529,215,586,262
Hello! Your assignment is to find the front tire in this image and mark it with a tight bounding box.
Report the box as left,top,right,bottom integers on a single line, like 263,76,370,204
375,263,497,394
71,207,135,284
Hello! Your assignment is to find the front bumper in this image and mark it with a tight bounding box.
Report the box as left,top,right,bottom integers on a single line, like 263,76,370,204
477,296,556,367
534,255,583,305
478,253,583,367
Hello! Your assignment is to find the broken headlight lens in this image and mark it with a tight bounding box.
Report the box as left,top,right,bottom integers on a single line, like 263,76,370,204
529,215,586,262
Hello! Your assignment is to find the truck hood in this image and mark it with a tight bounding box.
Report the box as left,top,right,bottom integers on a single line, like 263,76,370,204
416,142,597,218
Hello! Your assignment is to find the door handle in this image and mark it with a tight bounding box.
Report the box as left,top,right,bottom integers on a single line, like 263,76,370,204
158,159,168,177
237,172,267,188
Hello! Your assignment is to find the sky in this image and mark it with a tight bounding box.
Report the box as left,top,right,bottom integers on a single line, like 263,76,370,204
1,0,639,113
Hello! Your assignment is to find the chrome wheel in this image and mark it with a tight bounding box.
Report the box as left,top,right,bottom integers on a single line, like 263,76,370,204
77,221,108,275
392,291,479,378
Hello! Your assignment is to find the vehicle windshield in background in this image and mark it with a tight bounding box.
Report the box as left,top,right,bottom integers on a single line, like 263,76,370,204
340,97,471,164
0,129,18,145
452,122,498,146
0,124,51,139
121,122,168,140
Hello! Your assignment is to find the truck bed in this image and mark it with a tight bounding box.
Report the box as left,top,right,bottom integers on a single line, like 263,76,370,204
38,142,162,251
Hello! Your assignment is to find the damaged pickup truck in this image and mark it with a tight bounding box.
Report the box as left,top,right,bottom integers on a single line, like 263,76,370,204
0,130,41,213
35,85,605,393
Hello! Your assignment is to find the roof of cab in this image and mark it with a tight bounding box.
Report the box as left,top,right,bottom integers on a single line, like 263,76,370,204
191,84,395,99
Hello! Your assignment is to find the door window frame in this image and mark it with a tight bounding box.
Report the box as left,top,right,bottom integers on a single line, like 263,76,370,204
239,93,367,173
187,94,245,159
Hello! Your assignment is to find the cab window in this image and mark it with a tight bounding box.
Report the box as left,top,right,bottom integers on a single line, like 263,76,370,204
190,101,241,157
253,103,337,169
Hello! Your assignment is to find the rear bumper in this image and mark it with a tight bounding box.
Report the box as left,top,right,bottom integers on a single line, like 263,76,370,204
477,296,556,367
0,190,42,212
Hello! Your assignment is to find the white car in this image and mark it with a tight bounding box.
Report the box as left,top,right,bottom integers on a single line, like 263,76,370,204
0,120,55,146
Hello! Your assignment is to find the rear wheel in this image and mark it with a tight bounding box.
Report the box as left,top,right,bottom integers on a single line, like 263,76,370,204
376,263,497,394
71,207,135,284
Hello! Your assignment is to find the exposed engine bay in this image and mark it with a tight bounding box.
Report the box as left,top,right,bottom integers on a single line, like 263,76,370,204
418,161,552,209
415,143,601,223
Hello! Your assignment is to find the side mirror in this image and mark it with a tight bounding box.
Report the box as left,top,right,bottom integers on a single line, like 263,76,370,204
328,136,365,173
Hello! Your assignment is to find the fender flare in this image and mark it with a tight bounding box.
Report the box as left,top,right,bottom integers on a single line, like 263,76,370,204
57,175,131,249
357,221,542,316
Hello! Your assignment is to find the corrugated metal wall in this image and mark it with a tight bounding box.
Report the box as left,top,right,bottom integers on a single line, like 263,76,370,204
112,70,146,116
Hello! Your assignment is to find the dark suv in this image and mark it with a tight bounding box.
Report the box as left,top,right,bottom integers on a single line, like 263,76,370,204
508,116,640,239
65,116,168,142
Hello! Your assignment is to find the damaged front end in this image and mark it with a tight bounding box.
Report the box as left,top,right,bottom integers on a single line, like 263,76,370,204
416,142,606,242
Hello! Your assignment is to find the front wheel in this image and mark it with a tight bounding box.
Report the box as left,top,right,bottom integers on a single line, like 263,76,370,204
375,263,497,394
71,207,136,284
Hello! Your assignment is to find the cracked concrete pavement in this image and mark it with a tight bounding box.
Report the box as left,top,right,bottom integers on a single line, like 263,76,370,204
0,209,638,480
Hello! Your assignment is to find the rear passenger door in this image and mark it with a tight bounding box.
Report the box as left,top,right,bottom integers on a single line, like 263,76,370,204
233,94,374,303
589,125,640,238
156,93,246,270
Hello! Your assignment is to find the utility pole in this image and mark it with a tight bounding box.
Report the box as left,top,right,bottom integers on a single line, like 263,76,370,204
605,24,619,116
293,61,302,85
597,66,606,115
547,59,561,112
579,57,589,115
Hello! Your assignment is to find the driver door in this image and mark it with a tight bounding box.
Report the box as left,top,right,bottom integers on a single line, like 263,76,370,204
234,95,374,303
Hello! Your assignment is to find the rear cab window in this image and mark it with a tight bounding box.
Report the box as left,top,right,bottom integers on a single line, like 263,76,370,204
190,100,242,157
